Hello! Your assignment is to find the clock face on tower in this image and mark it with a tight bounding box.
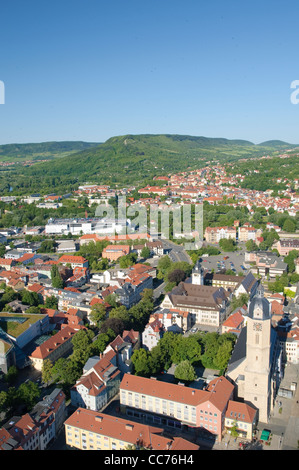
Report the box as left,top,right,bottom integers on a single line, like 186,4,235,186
253,322,262,332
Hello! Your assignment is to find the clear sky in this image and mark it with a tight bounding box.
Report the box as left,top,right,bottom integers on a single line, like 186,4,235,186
0,0,299,145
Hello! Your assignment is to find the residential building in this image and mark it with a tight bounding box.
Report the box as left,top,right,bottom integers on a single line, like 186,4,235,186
115,272,153,309
274,238,299,256
224,400,257,440
120,374,234,442
58,255,89,269
29,325,77,371
0,388,66,450
0,258,16,270
102,245,130,261
142,318,165,351
238,226,262,242
204,226,236,243
70,354,121,411
148,308,191,333
64,408,199,450
221,308,246,335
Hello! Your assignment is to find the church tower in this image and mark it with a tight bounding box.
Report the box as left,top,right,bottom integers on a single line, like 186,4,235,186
244,284,272,423
192,260,204,285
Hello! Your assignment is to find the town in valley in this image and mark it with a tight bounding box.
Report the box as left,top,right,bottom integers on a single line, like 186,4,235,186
0,148,299,452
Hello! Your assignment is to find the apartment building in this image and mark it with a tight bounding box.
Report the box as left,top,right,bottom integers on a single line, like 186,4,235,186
148,308,191,334
102,244,131,261
238,226,262,242
0,388,66,450
275,238,299,256
115,272,153,309
71,354,121,411
204,226,236,243
224,400,257,440
58,255,89,269
29,326,77,371
142,318,165,351
64,408,199,450
120,374,234,442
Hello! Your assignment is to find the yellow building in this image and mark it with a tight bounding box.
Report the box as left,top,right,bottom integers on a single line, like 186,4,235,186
224,400,257,440
29,326,77,371
64,408,199,450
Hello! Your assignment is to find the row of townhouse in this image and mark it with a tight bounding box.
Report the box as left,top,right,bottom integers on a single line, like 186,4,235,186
204,226,237,243
204,224,263,244
0,388,66,450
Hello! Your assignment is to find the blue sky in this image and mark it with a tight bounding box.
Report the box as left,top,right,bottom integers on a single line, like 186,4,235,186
0,0,299,145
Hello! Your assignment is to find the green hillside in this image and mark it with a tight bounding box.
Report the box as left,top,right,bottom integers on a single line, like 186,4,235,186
0,134,297,195
257,140,296,148
0,141,101,162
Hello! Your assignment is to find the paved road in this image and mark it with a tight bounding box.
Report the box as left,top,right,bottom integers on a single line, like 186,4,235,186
153,280,166,301
162,240,192,264
257,362,299,450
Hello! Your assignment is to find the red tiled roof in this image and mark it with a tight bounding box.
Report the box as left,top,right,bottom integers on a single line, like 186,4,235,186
120,374,233,412
225,400,257,423
58,255,88,264
29,326,77,359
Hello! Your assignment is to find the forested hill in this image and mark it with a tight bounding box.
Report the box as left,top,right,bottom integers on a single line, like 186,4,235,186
1,134,297,195
0,141,101,161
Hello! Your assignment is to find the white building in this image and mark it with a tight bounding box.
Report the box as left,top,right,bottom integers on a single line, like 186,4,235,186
70,355,121,411
45,217,134,236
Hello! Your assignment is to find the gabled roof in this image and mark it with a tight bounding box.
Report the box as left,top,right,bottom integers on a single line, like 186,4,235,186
225,400,257,423
120,374,233,412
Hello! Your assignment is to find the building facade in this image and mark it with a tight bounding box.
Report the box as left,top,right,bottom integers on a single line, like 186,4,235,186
119,374,234,442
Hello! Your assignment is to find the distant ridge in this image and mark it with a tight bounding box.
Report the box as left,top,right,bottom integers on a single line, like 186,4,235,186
257,140,298,148
0,141,101,161
2,133,298,195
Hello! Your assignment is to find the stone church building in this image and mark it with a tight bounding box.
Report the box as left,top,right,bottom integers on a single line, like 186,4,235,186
226,285,283,423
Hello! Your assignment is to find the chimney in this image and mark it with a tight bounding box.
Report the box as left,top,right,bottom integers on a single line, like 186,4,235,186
125,424,134,430
95,416,103,422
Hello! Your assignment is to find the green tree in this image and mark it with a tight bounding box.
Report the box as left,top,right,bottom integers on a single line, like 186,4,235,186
42,359,53,385
90,303,107,326
109,305,131,328
17,381,40,411
4,365,18,386
51,265,65,289
283,218,296,233
230,293,249,310
174,360,196,382
131,348,154,376
44,295,59,309
140,246,151,259
171,335,202,365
